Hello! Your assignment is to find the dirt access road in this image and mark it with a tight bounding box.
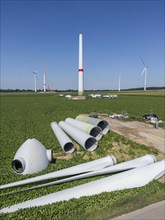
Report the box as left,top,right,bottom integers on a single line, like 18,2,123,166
113,200,165,220
101,116,165,157
100,117,165,219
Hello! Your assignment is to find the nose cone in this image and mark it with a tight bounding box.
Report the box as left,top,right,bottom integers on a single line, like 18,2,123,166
12,138,52,175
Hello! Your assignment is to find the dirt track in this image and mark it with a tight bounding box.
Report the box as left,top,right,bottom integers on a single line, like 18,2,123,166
113,200,165,220
101,116,165,157
100,117,165,219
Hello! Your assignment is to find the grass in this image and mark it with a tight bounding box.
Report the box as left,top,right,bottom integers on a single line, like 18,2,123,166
117,89,165,96
0,90,164,219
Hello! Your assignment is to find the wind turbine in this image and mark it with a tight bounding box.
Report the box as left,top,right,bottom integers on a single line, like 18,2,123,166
141,58,148,91
32,71,37,92
118,75,121,92
42,59,47,92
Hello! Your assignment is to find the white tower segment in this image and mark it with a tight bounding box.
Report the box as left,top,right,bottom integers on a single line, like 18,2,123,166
78,33,84,96
32,71,37,92
42,60,47,92
43,73,46,92
118,75,121,92
141,58,147,91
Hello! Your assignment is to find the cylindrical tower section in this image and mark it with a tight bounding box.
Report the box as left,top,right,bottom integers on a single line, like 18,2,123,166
76,115,110,135
65,118,103,140
78,33,84,96
43,73,46,92
51,122,75,154
59,121,98,151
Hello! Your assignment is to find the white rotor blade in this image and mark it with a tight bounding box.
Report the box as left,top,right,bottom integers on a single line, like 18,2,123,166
141,57,145,67
2,154,156,195
0,159,164,214
141,67,145,76
0,155,115,190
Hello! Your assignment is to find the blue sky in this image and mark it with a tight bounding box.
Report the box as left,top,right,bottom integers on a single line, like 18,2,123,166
1,0,164,90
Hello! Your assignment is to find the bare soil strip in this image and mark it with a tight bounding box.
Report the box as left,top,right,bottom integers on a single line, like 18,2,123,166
113,200,165,220
101,117,165,155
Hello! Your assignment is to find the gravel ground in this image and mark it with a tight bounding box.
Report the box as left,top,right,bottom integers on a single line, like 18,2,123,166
101,116,165,157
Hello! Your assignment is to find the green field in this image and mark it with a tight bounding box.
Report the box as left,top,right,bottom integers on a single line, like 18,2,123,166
0,91,164,219
117,89,165,97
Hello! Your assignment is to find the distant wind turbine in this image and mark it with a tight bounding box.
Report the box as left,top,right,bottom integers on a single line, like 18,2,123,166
141,58,148,91
42,59,47,92
32,71,37,92
118,75,121,92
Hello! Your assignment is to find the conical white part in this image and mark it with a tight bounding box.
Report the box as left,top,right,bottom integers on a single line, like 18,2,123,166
12,138,52,175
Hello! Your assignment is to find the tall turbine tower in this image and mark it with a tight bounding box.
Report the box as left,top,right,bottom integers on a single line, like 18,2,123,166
42,60,47,92
78,33,84,96
32,71,37,92
118,75,121,92
141,58,148,91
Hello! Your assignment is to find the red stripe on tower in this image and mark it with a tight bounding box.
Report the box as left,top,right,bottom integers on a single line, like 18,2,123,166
79,69,84,72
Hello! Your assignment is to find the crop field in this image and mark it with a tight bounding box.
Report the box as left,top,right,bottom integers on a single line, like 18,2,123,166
115,89,165,97
0,91,165,219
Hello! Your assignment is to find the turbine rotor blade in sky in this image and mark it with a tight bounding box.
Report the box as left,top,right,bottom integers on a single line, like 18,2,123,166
141,57,145,67
32,71,37,92
141,67,145,76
